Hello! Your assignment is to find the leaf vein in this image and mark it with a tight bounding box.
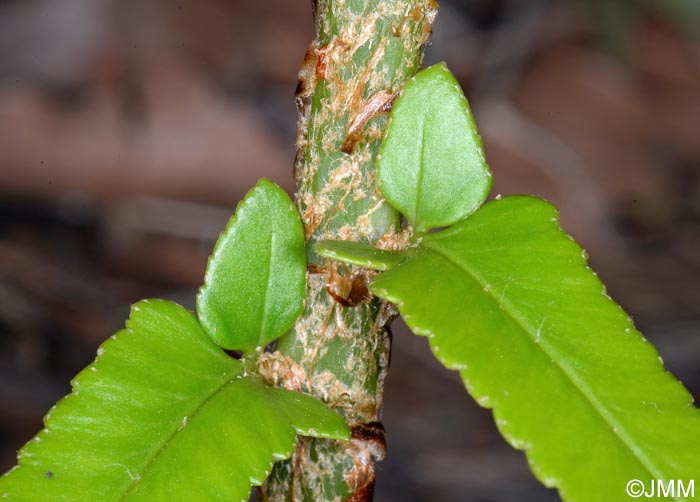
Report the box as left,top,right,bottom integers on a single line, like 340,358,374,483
422,244,666,487
120,373,242,499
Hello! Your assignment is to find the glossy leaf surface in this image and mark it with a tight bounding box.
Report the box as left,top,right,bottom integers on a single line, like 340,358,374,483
197,179,306,352
371,196,700,502
0,300,349,501
314,240,404,271
377,63,492,233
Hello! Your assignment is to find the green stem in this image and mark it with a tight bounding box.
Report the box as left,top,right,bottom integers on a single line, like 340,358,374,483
260,1,437,500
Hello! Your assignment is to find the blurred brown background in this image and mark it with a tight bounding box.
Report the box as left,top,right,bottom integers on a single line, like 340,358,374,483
0,0,698,500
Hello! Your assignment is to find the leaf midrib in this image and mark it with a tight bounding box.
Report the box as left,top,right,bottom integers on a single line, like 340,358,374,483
421,243,668,491
413,120,426,231
120,369,244,500
258,227,275,347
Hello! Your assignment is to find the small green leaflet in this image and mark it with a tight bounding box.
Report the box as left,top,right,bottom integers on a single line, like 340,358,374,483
369,197,700,502
377,62,492,233
0,300,349,501
197,179,306,352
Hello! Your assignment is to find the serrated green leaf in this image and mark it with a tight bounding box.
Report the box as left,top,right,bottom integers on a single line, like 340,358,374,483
377,63,492,233
370,196,700,502
0,300,349,501
314,240,405,271
197,179,306,352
